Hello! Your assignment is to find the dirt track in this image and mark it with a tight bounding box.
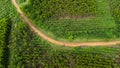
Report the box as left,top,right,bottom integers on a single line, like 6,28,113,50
12,0,120,47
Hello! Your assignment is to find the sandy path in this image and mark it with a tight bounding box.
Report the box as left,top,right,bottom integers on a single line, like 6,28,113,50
12,0,120,47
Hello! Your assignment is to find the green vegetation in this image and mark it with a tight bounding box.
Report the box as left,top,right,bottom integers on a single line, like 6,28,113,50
9,22,120,68
109,0,120,37
17,0,27,5
0,0,26,67
0,18,11,68
22,0,96,20
0,0,120,68
21,0,117,41
17,0,26,3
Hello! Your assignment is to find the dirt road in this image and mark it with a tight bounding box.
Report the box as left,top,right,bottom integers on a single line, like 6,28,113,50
12,0,120,47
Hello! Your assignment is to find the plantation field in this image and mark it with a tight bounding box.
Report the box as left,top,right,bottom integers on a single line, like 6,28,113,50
0,18,10,68
0,0,120,67
110,0,120,32
9,22,120,68
20,0,117,41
